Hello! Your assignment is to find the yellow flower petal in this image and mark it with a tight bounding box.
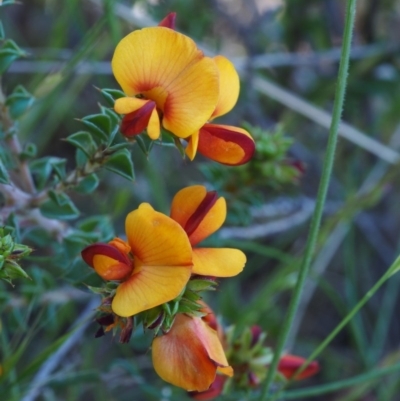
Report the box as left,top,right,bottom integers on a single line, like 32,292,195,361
110,203,193,317
192,248,246,277
114,97,148,114
170,186,227,246
152,314,232,391
112,27,202,99
185,131,199,160
197,123,255,166
147,107,161,139
112,264,191,317
126,203,193,266
211,55,240,119
112,28,219,138
162,56,219,138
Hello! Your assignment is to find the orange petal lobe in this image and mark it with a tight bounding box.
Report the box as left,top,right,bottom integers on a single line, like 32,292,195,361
170,186,226,246
211,55,240,119
197,124,255,166
81,243,132,281
112,264,191,317
192,248,245,277
152,314,232,391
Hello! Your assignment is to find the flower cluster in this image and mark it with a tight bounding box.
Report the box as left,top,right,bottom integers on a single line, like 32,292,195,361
189,325,320,400
82,185,246,391
112,13,255,166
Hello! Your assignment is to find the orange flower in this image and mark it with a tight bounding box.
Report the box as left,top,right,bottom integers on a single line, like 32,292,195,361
112,25,219,140
185,56,255,165
170,185,246,277
152,313,233,391
278,354,320,381
82,203,192,317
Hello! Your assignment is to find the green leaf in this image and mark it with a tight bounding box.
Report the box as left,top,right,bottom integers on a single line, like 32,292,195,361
0,157,9,184
99,88,126,107
20,142,37,161
40,194,80,220
80,114,110,143
104,148,135,181
74,173,99,194
100,106,120,144
75,148,88,168
50,158,67,180
0,39,26,74
135,134,154,156
65,131,97,158
5,85,35,119
29,157,53,189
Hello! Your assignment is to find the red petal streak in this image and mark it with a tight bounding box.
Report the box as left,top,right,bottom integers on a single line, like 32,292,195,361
120,101,156,137
188,375,227,400
158,13,177,29
81,243,130,268
184,191,218,237
198,124,255,166
278,355,320,381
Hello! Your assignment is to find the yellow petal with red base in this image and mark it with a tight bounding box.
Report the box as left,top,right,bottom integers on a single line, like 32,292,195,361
112,264,191,317
152,314,233,391
192,248,245,277
115,97,160,139
211,55,240,119
170,186,226,246
197,124,255,166
112,27,219,138
81,242,132,281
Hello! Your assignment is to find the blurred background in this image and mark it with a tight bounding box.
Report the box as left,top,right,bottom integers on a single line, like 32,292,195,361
2,0,400,400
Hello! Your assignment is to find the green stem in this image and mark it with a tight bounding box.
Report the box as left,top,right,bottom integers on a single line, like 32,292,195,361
258,1,358,399
281,362,400,399
287,257,400,382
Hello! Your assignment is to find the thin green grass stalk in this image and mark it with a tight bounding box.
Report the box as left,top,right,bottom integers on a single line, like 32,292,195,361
368,271,400,365
344,229,370,367
258,1,358,399
281,362,400,399
282,255,400,395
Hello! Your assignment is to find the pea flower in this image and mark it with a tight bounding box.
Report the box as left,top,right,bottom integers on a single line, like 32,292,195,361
112,25,219,140
277,354,320,381
170,185,246,277
185,55,255,165
152,312,233,391
81,203,192,317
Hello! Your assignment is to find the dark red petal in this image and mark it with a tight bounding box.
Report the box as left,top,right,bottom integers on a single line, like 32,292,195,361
120,101,156,137
158,12,177,30
184,191,218,236
250,325,263,347
188,375,227,400
81,243,130,268
278,355,320,380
